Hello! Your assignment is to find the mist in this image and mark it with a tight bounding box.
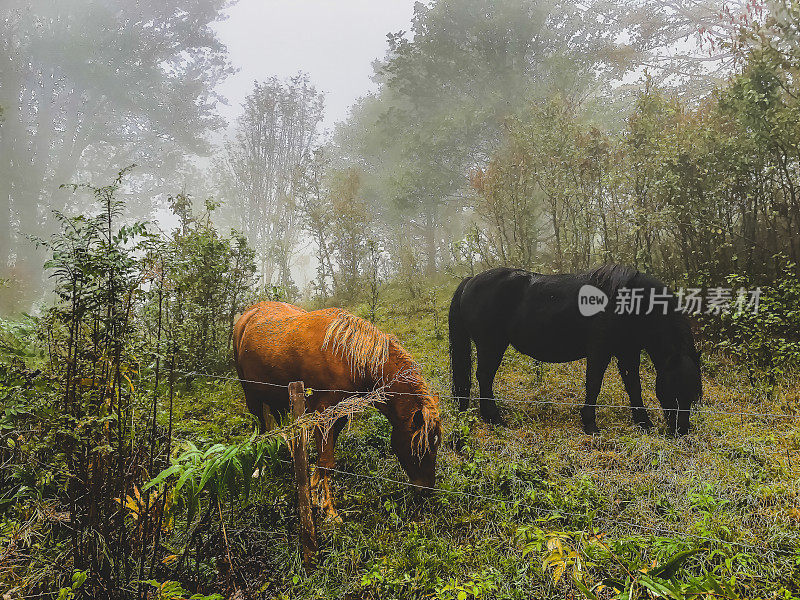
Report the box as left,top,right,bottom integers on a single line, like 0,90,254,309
1,0,761,312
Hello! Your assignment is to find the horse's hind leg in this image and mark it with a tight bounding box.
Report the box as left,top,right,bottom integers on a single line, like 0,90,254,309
312,416,347,522
243,384,273,434
580,353,611,434
475,340,507,425
617,351,653,430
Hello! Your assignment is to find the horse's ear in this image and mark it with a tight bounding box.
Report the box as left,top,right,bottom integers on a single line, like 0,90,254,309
412,409,425,429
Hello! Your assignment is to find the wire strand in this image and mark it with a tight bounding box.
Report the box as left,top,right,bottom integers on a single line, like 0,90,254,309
165,365,800,422
130,349,800,556
271,458,797,556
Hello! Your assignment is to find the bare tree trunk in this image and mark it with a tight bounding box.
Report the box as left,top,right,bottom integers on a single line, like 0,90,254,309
425,208,437,276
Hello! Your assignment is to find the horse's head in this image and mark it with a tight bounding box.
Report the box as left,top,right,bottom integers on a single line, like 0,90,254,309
656,349,702,436
390,399,441,489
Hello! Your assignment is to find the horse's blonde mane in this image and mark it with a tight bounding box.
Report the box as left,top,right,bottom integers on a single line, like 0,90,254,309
411,400,441,459
380,364,441,459
322,310,394,380
321,309,441,458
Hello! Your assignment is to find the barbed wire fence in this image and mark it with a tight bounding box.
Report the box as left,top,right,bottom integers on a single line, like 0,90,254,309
6,342,787,576
166,365,800,422
130,351,800,566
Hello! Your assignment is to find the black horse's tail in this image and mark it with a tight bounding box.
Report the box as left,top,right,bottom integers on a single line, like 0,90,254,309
449,277,473,410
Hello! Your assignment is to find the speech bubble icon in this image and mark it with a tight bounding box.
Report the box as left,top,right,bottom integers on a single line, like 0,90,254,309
578,284,608,317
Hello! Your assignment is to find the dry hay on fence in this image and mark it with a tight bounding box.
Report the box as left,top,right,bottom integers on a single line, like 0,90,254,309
273,384,388,451
274,367,434,452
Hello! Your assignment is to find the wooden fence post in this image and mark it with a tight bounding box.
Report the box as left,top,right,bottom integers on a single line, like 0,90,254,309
289,381,317,567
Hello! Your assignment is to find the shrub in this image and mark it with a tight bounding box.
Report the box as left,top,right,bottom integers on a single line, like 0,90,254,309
715,261,800,392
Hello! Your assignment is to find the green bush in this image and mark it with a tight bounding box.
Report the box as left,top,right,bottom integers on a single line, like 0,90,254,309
146,194,256,375
715,261,800,391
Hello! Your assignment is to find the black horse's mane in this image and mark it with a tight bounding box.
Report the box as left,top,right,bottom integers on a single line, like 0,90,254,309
588,264,700,367
587,264,639,298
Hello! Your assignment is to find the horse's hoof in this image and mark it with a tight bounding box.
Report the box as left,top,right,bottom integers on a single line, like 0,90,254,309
323,510,342,524
632,409,653,430
582,423,601,435
481,411,505,426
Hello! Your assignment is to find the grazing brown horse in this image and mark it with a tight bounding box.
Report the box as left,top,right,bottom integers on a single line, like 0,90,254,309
233,301,442,519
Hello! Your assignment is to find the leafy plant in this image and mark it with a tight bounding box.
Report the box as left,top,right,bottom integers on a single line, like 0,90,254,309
716,261,800,391
574,555,739,600
152,194,257,375
144,433,283,526
141,579,223,600
55,570,87,600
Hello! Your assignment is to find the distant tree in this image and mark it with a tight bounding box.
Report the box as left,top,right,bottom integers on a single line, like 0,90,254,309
0,0,232,309
333,0,647,276
328,168,374,302
217,74,324,288
609,0,754,83
297,149,335,301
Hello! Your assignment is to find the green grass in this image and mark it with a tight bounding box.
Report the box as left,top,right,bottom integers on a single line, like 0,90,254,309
165,378,253,445
160,283,800,599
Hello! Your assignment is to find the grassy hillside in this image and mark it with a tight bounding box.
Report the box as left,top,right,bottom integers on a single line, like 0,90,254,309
163,284,800,599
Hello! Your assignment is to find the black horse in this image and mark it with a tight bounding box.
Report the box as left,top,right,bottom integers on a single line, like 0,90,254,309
448,265,701,435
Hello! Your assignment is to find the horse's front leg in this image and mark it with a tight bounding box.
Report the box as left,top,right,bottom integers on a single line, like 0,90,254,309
655,374,679,436
580,353,611,434
475,341,508,425
617,351,653,430
312,417,347,522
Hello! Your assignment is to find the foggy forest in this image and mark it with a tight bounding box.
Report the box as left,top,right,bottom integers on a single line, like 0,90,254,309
2,1,800,598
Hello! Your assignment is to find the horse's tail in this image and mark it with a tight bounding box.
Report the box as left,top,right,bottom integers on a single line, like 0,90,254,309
232,312,246,376
232,305,260,383
449,277,473,410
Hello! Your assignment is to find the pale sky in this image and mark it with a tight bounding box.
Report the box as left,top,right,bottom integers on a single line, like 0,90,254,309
213,0,418,133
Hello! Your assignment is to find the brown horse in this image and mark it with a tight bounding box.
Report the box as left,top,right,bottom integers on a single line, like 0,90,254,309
233,301,442,519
